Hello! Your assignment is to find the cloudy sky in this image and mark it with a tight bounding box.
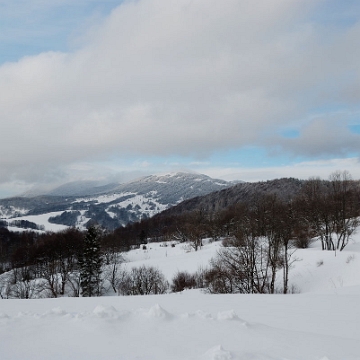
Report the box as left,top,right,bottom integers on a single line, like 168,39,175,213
1,0,360,197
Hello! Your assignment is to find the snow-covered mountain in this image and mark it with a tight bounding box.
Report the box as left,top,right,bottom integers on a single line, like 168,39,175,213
0,172,239,231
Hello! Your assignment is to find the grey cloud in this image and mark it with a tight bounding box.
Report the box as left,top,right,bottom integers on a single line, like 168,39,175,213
0,0,360,185
271,117,360,158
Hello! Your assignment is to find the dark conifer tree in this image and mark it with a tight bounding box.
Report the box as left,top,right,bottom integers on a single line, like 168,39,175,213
79,226,103,297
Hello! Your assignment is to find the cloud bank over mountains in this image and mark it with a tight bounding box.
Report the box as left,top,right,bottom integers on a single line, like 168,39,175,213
1,0,360,194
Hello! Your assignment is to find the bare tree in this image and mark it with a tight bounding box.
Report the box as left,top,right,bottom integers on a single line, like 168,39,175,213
8,267,46,299
67,271,81,297
102,252,125,293
206,234,270,294
329,171,360,251
117,265,168,295
39,258,61,298
299,178,335,250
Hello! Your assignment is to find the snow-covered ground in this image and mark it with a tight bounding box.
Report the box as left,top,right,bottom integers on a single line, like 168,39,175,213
7,211,69,232
1,235,360,359
123,239,219,279
107,193,168,217
2,192,169,232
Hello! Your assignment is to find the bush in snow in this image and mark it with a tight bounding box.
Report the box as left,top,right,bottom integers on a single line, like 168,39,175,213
117,265,169,296
171,271,196,292
170,267,208,293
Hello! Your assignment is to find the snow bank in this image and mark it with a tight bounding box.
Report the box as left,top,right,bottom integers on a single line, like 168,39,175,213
1,289,359,360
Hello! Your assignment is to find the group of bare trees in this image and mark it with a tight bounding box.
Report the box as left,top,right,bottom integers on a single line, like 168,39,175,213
203,171,360,294
203,196,298,294
0,225,170,299
0,228,84,299
300,171,360,252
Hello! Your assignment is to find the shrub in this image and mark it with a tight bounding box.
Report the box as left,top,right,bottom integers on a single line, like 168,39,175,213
293,236,313,249
194,266,208,289
171,271,196,292
117,265,168,296
221,237,235,247
203,257,236,294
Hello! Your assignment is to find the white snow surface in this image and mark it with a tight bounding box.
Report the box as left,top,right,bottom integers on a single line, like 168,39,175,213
123,239,219,279
2,235,360,359
72,192,137,204
6,212,69,232
109,193,168,216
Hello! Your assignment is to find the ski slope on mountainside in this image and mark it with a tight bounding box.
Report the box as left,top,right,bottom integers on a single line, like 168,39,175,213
1,234,360,360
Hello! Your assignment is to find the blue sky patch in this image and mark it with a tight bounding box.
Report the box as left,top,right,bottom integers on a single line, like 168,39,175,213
0,1,123,64
280,129,300,139
349,124,360,134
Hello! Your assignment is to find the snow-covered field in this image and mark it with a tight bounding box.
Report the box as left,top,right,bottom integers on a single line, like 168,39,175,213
2,192,169,232
1,235,360,360
7,211,70,232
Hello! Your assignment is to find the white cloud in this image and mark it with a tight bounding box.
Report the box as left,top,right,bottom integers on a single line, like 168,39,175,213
203,157,360,183
1,0,360,192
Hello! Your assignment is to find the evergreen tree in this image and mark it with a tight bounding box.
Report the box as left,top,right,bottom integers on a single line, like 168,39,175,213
79,226,103,297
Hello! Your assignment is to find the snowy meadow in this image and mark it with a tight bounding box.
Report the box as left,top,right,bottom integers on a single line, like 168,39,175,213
1,234,360,360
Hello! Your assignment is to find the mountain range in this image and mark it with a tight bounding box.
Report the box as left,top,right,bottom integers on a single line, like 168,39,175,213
0,172,239,231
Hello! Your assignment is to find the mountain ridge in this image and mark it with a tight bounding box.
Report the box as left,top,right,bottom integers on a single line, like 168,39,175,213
156,177,305,217
0,172,240,231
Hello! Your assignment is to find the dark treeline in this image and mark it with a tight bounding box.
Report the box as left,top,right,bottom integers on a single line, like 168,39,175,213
1,171,359,297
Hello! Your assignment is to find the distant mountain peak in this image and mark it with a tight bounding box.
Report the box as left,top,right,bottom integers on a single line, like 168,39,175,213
0,172,241,231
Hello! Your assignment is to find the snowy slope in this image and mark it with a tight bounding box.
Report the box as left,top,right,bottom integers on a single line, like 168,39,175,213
119,235,360,294
0,172,236,231
1,234,360,359
123,239,219,280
